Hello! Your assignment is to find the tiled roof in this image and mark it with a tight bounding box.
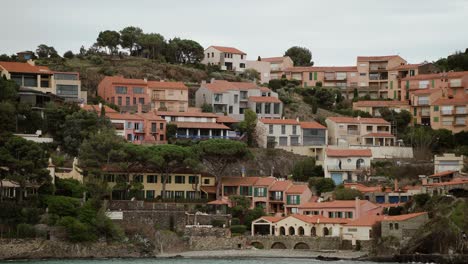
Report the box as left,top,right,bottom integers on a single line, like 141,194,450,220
344,183,386,193
402,71,468,81
257,216,284,223
363,132,395,138
157,111,218,118
216,115,239,123
248,96,281,103
357,55,401,62
285,66,357,73
411,89,441,95
210,46,246,55
207,198,230,205
424,177,468,187
259,87,272,92
269,180,292,191
299,121,326,129
285,184,309,194
254,177,276,186
0,61,53,74
433,96,468,106
81,104,118,113
148,81,187,90
259,118,299,125
388,63,423,71
326,148,372,157
137,111,165,121
300,200,361,209
327,116,389,125
222,176,260,186
290,214,350,224
353,100,409,107
382,212,428,221
200,186,216,194
101,76,148,85
428,170,457,178
345,215,383,226
106,112,144,121
261,57,288,63
204,80,258,93
171,121,230,130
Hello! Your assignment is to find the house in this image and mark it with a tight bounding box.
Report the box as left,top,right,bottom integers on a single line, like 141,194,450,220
324,148,373,185
434,153,465,173
246,60,271,84
422,173,468,196
352,100,411,117
298,199,382,220
0,61,86,103
325,116,395,146
387,62,437,100
284,184,312,215
202,46,247,72
260,56,294,80
345,182,420,204
195,80,283,120
381,212,429,240
342,215,382,242
284,66,358,89
97,76,189,112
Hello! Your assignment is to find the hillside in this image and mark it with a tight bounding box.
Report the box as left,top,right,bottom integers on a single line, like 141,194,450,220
283,92,342,121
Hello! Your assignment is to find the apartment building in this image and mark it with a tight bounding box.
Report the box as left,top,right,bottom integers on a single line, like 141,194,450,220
284,66,358,88
0,60,86,103
298,199,382,220
260,56,294,80
386,63,438,100
344,183,421,204
97,76,188,112
246,60,271,84
326,116,395,146
324,148,373,185
202,46,247,72
434,153,465,173
352,100,411,117
356,55,407,99
195,80,283,120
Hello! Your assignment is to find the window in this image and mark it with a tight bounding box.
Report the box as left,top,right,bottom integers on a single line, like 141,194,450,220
207,53,210,58
239,186,252,196
211,52,214,57
105,174,115,183
204,178,210,185
126,97,130,105
186,191,197,199
389,223,393,230
455,117,466,125
241,55,244,60
115,86,127,94
274,103,280,114
366,126,372,132
56,85,78,99
419,80,429,89
54,73,78,80
434,105,439,112
133,174,143,183
118,97,122,105
147,175,157,183
292,125,297,135
146,190,155,199
175,191,184,199
240,91,248,100
133,97,137,105
151,123,157,133
214,94,223,102
133,87,144,94
229,105,233,114
188,176,198,184
139,98,145,104
234,94,239,103
394,223,399,230
255,187,266,197
162,190,174,198
348,228,358,232
442,117,453,126
288,195,299,205
346,212,353,218
175,175,185,184
160,123,164,130
359,73,366,76
264,103,271,114
127,134,132,141
239,63,245,68
309,72,313,80
162,175,171,183
256,103,262,114
417,96,429,105
269,125,274,134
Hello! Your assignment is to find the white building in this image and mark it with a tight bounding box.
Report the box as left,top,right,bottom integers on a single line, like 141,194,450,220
202,46,247,72
195,80,283,121
324,148,373,185
434,153,465,174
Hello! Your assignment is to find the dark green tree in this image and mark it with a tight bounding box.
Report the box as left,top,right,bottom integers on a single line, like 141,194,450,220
0,77,19,101
166,38,204,64
36,44,59,58
63,50,74,59
238,109,257,147
309,177,335,195
96,30,121,55
284,46,313,66
292,157,324,182
120,26,143,55
334,186,363,200
137,33,166,60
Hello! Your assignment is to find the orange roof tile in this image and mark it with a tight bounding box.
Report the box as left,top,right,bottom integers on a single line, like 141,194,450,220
299,121,326,129
326,148,372,157
327,116,389,125
269,180,292,191
388,63,423,71
259,87,272,92
382,212,428,221
207,198,230,205
248,96,281,103
254,177,276,186
344,183,385,193
257,216,284,223
101,76,148,85
353,100,409,107
290,214,350,224
106,112,144,121
286,184,309,194
285,66,357,73
411,88,442,95
204,80,258,93
157,111,218,118
171,121,229,130
424,177,468,187
148,81,187,90
402,71,468,81
200,186,216,194
357,55,401,62
428,170,457,178
0,61,53,74
299,200,378,209
363,132,395,138
210,46,246,55
216,115,239,123
259,118,299,125
222,176,260,186
433,96,468,106
137,111,165,121
81,104,118,113
261,57,288,63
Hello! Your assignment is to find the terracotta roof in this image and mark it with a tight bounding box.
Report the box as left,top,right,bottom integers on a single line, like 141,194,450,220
137,111,165,121
0,61,53,74
411,88,442,95
290,214,350,224
204,80,258,93
388,63,423,71
344,183,385,193
222,176,260,186
157,111,218,118
428,170,457,178
402,71,468,81
257,216,284,223
200,186,216,194
148,81,187,90
300,200,379,210
261,57,288,63
81,104,118,113
345,215,383,227
248,96,281,103
269,180,292,191
259,87,272,92
285,66,357,73
207,198,230,205
357,55,401,62
363,132,395,138
402,185,422,191
353,100,409,107
106,112,144,121
216,115,239,123
210,46,246,55
424,177,468,187
382,212,428,221
171,121,229,130
286,184,309,194
100,76,148,85
299,121,326,129
327,116,389,124
259,118,299,125
433,96,468,106
326,148,372,157
254,177,276,186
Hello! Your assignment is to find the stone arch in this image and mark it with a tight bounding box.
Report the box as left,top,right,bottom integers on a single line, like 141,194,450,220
271,242,287,249
311,226,316,236
279,227,286,236
250,241,264,249
288,226,296,236
298,226,305,236
323,227,330,236
294,242,310,250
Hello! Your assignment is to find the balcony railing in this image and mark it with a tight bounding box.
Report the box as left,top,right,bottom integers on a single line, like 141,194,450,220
441,110,454,115
327,165,370,171
175,135,238,140
417,100,429,106
269,196,283,202
420,111,430,117
454,120,466,126
347,130,359,135
455,109,467,115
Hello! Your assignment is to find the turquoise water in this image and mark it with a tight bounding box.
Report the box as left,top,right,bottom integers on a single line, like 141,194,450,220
0,259,388,264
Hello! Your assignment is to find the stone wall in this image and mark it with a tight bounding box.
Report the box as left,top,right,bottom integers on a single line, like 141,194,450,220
382,214,428,240
115,210,186,233
188,236,247,250
186,213,231,226
184,226,230,237
246,236,341,250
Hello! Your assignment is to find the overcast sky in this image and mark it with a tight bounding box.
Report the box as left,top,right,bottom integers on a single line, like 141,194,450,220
2,0,468,65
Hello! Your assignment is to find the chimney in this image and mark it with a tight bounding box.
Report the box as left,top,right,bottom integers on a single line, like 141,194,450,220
137,103,142,114
26,59,35,66
394,178,399,191
419,175,428,185
160,79,165,82
210,78,215,83
355,197,360,219
357,115,361,121
296,117,299,122
201,80,207,85
143,77,148,83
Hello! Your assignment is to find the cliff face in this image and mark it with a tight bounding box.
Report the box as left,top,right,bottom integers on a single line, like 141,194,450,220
0,239,145,260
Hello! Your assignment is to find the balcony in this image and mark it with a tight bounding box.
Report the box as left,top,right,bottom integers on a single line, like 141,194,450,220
449,79,462,88
152,94,165,100
347,130,359,135
441,110,454,115
417,100,429,106
455,108,467,115
269,196,284,202
327,165,370,171
454,120,466,126
420,110,430,117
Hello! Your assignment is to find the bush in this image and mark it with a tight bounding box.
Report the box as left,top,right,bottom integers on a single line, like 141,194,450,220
201,103,213,113
58,216,97,242
95,208,124,241
230,225,247,234
268,79,282,91
21,207,42,225
16,223,36,238
89,55,104,65
231,218,241,225
45,195,81,217
413,193,431,208
56,178,86,198
309,177,335,194
211,219,225,227
63,50,74,59
334,187,363,200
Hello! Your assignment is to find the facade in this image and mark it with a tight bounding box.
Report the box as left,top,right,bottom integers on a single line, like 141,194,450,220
345,182,421,204
298,199,382,220
422,171,468,196
386,63,438,100
342,216,381,242
284,66,358,88
246,60,271,84
352,100,411,117
0,61,86,103
326,116,395,147
202,46,247,72
381,212,429,240
434,153,465,173
260,56,294,80
324,148,373,185
97,76,189,112
195,80,283,120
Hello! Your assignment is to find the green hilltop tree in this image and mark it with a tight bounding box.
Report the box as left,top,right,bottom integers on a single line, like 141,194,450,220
36,44,59,58
137,33,166,60
120,26,143,55
166,38,204,64
96,30,121,55
239,109,257,147
285,46,313,66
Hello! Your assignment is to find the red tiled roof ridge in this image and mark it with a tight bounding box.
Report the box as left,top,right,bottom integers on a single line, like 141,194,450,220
210,46,246,55
259,118,299,125
402,71,468,81
353,100,409,107
382,212,427,221
285,66,357,73
327,116,389,124
326,148,372,157
248,96,282,103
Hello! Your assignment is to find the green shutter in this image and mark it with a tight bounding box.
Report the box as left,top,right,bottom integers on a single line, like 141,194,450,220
431,79,435,88
314,72,318,81
248,186,252,196
309,72,313,80
304,82,307,88
433,117,439,122
263,188,267,197
287,195,291,205
413,108,417,116
390,81,393,89
296,195,300,205
406,81,409,89
254,188,258,197
434,105,439,112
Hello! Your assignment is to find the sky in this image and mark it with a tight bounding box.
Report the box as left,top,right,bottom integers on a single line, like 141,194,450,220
2,0,468,66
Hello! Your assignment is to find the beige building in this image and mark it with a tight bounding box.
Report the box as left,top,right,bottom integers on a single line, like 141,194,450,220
0,60,86,103
323,148,373,185
325,116,395,146
352,100,411,117
284,66,358,88
261,56,294,80
202,46,247,72
381,212,429,240
434,153,465,174
246,60,271,84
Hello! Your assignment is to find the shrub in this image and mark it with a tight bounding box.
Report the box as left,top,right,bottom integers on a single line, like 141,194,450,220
334,186,363,200
309,177,335,194
230,225,247,234
58,216,97,242
16,223,36,238
201,103,213,113
56,178,86,198
95,208,124,241
89,55,103,65
268,79,282,91
63,50,74,59
45,195,81,217
21,207,42,225
211,219,225,227
413,193,431,208
231,218,241,225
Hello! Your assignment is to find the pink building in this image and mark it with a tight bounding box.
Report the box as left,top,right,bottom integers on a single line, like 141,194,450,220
298,199,383,220
284,66,358,88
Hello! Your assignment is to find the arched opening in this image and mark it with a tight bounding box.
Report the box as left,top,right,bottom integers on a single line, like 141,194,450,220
356,158,365,169
271,242,287,249
323,227,330,236
288,226,295,236
298,226,305,236
294,242,310,250
311,227,316,237
250,242,264,249
279,227,286,236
